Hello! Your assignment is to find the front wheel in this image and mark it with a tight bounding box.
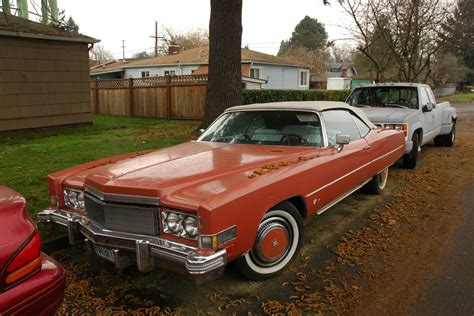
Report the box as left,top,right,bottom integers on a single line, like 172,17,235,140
403,132,420,169
236,202,303,280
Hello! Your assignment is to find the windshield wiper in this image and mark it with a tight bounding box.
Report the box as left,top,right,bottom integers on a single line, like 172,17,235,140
384,103,409,109
354,104,371,108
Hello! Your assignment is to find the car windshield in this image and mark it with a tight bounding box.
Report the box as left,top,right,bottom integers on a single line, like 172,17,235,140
199,110,323,147
347,87,419,109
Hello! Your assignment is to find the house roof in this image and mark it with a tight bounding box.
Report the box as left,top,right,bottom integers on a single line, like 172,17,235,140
91,46,310,75
0,13,99,43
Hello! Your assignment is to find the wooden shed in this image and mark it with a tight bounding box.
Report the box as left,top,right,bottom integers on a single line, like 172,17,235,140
0,14,99,132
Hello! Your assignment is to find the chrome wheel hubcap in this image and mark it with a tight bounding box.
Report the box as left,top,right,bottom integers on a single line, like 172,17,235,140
251,217,291,267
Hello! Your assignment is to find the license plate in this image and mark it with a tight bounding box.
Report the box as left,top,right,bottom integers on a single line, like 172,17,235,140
95,245,115,262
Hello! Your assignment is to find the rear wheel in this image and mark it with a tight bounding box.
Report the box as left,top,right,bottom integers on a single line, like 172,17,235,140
403,132,420,169
434,123,455,147
444,123,456,147
364,167,389,195
236,202,303,280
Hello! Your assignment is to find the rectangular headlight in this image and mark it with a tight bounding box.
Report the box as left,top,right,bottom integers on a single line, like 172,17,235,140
63,188,85,211
383,123,408,137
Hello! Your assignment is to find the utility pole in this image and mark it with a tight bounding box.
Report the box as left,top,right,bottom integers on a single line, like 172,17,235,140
121,40,126,61
150,21,165,57
154,21,158,57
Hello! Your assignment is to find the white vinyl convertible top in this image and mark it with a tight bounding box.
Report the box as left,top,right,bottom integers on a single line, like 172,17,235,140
226,101,376,129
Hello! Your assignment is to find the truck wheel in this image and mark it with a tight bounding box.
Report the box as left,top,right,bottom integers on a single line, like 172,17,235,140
443,123,456,147
434,135,444,146
364,167,389,195
236,202,303,280
403,132,419,169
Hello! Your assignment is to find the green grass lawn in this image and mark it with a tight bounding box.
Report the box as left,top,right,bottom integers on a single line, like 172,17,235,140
438,93,474,103
0,115,199,222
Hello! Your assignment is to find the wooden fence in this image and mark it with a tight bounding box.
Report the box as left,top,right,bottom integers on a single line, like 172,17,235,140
90,75,208,120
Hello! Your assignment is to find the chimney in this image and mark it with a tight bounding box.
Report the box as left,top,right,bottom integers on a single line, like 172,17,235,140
168,45,180,55
341,67,348,78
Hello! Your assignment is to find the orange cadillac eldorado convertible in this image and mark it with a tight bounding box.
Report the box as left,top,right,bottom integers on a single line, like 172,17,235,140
38,101,405,283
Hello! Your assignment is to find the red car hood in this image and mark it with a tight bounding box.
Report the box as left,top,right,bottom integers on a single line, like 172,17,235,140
60,141,317,208
0,187,35,270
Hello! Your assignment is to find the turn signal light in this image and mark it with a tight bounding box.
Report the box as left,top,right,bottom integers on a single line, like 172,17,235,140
4,231,42,286
199,226,237,250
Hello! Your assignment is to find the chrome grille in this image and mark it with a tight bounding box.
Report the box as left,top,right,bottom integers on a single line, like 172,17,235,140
84,194,105,226
84,191,159,235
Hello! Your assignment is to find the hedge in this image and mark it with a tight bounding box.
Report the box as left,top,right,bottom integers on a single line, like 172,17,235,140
243,89,351,105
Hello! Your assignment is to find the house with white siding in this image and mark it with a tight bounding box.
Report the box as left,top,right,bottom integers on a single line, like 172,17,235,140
90,46,311,90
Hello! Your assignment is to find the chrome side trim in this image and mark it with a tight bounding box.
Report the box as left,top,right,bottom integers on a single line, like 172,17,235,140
316,178,371,215
84,185,160,205
305,144,404,198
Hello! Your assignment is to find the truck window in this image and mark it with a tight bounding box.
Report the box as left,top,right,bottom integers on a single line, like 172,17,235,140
348,87,419,109
419,88,430,107
424,87,436,106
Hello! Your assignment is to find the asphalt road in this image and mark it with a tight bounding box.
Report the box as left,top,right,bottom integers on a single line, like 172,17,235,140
413,180,474,315
412,103,474,315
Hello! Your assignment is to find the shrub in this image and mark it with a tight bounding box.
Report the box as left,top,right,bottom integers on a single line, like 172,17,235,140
243,89,351,105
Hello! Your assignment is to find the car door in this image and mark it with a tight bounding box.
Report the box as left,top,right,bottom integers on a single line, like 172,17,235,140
419,87,436,143
314,109,370,213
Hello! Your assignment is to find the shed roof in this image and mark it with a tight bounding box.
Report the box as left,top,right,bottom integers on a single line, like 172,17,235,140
226,101,376,129
0,13,99,43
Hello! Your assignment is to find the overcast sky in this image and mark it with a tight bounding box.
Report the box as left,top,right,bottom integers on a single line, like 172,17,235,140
55,0,351,58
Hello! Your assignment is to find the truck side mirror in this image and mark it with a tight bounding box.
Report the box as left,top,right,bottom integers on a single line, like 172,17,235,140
422,104,432,112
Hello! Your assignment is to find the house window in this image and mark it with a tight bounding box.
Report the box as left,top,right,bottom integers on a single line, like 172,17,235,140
141,70,150,78
249,67,262,79
164,70,176,76
299,70,309,87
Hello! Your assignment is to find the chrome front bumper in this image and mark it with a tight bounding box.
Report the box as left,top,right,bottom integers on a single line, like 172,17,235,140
38,209,227,284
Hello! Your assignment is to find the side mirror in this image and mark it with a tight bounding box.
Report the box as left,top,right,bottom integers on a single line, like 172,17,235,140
335,134,350,152
422,104,432,112
199,129,206,134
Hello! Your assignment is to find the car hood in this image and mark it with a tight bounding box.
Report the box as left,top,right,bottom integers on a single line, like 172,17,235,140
0,187,35,270
360,107,418,123
60,141,318,209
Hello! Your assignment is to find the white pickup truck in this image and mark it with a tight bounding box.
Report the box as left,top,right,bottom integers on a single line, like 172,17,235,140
346,83,457,169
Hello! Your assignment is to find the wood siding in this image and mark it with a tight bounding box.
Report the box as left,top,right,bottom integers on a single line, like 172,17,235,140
0,36,92,131
90,75,208,120
252,63,310,90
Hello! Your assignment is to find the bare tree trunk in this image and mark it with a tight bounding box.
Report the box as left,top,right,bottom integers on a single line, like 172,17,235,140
199,0,243,129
